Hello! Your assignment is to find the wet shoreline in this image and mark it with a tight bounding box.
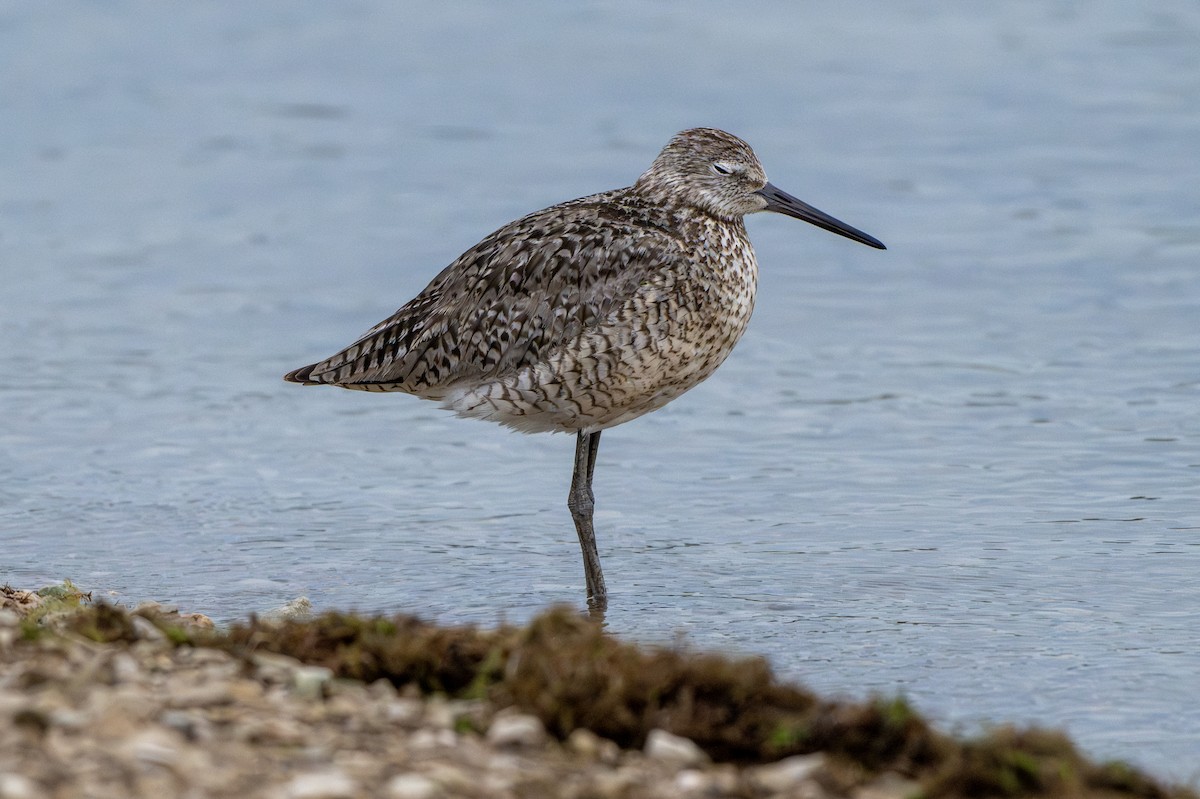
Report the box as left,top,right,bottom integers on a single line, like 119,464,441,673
1,583,1193,799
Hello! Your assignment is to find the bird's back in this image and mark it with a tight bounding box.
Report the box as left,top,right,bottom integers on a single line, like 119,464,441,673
285,185,759,433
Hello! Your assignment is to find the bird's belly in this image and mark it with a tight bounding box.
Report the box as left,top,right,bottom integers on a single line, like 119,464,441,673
440,265,757,434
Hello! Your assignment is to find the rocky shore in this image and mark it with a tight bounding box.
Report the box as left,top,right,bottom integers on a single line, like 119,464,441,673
0,584,1191,799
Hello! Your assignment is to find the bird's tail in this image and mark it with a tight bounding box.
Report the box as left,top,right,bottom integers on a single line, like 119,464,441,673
283,363,321,384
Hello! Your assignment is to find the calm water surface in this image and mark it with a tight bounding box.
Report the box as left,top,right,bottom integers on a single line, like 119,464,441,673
2,1,1198,779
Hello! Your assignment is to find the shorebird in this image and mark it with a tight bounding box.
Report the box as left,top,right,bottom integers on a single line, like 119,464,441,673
285,128,884,609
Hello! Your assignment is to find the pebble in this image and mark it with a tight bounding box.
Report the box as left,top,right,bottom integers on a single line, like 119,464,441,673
130,615,166,642
252,651,306,686
853,772,922,799
47,708,88,731
110,651,141,682
159,709,209,742
409,728,457,750
283,770,358,799
368,678,397,700
166,683,235,708
292,666,334,700
672,769,711,796
0,773,38,799
422,763,476,794
423,696,455,729
241,717,307,746
644,729,709,767
386,698,425,726
747,753,826,793
124,729,182,768
566,728,620,764
185,647,239,665
265,597,313,622
227,678,265,703
183,612,215,629
707,765,741,795
486,713,546,749
385,773,440,799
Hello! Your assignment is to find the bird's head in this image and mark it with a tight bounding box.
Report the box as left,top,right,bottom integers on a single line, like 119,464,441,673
637,127,885,249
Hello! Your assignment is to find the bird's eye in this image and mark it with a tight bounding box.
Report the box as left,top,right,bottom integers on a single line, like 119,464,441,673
712,162,732,175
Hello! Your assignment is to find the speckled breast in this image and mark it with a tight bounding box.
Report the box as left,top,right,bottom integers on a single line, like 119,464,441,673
442,218,759,434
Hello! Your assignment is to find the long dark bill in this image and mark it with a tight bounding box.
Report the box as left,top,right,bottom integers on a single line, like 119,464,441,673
756,182,886,250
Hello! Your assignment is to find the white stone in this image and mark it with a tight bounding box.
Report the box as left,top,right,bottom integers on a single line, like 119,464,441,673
643,729,708,767
385,697,424,725
46,708,88,730
110,651,142,682
748,753,825,793
265,596,313,622
409,728,457,750
385,773,440,799
423,697,455,729
486,713,546,748
673,769,711,796
368,678,397,699
284,770,358,799
130,615,166,642
125,729,181,767
565,728,620,763
854,772,922,799
292,665,333,699
0,773,38,799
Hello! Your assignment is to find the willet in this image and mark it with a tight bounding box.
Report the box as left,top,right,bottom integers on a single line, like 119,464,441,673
285,128,885,609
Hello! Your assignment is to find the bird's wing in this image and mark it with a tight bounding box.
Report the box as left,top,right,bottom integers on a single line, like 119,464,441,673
295,196,686,392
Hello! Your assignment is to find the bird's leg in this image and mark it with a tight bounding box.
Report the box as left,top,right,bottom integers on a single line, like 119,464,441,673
568,430,607,608
585,427,601,486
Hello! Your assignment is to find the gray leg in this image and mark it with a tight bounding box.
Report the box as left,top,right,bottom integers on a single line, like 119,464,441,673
568,430,607,608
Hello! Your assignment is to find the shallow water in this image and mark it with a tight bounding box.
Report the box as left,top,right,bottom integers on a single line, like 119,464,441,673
3,0,1199,779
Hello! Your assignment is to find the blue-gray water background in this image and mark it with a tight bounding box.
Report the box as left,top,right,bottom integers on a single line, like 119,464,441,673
3,1,1198,779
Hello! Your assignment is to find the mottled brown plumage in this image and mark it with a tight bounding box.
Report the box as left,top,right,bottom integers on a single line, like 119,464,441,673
285,128,885,608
